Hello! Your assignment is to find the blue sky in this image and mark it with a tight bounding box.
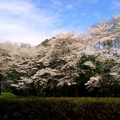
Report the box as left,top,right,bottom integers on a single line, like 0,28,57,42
0,0,120,45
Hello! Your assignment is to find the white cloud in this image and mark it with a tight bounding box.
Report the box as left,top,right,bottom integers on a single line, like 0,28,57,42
0,21,46,45
111,1,120,9
51,0,63,7
87,0,98,4
93,12,102,20
0,0,34,15
78,0,98,4
0,0,95,45
0,0,69,45
66,4,73,10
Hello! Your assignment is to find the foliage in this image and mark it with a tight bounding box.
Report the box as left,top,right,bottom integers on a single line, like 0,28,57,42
76,53,120,97
0,92,17,98
88,15,120,53
0,14,120,97
75,54,97,96
38,39,50,47
1,98,120,119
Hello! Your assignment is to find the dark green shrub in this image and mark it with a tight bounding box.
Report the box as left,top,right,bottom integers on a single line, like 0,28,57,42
0,92,17,98
1,98,120,120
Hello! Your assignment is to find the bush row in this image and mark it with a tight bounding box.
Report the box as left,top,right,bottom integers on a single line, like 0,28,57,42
1,98,120,120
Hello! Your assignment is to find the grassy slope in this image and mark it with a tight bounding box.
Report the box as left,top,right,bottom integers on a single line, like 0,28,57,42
0,92,17,99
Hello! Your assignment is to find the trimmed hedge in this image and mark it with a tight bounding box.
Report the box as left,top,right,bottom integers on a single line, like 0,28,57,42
1,98,120,120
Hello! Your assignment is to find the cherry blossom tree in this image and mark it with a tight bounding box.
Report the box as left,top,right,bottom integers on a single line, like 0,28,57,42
0,14,120,97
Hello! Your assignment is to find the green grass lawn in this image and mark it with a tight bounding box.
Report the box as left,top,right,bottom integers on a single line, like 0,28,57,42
0,92,17,99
